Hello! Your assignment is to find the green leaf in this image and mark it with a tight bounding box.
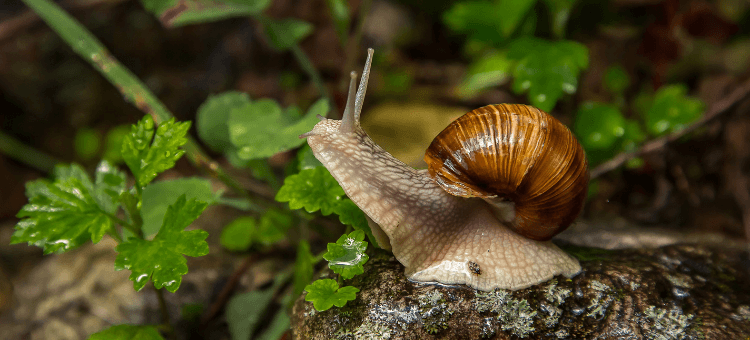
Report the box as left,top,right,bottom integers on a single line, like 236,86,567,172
103,125,130,164
115,195,209,292
229,98,328,160
507,37,589,111
139,0,271,27
457,51,511,98
644,84,704,136
620,120,646,152
326,0,350,45
141,177,217,236
542,0,577,38
333,199,378,248
304,279,359,311
219,209,291,251
256,209,292,246
197,91,251,153
220,217,255,252
226,288,275,340
496,0,537,37
294,240,315,297
574,102,626,150
443,2,510,44
323,230,369,280
88,324,163,340
297,145,323,171
256,309,291,340
263,18,314,51
603,64,630,95
12,162,126,254
276,167,345,215
121,116,190,188
74,128,100,160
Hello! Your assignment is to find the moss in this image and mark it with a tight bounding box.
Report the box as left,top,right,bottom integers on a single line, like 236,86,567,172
418,291,454,334
643,305,694,340
562,245,615,261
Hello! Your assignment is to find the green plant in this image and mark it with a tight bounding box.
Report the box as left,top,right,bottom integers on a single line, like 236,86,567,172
13,116,207,338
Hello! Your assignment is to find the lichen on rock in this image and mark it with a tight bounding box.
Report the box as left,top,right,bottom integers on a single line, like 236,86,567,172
292,243,750,339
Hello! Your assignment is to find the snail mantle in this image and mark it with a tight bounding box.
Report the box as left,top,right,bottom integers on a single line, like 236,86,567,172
303,49,587,291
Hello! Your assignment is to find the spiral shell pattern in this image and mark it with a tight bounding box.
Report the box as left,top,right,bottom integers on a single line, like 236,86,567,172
424,104,589,241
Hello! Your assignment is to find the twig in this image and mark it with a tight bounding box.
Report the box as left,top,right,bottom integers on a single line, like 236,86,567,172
591,77,750,179
199,253,257,326
19,0,266,208
0,130,60,173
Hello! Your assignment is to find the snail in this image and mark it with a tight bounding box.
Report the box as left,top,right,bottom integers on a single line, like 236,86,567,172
303,49,587,291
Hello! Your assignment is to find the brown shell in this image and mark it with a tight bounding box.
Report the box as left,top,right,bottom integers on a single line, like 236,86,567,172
424,104,589,241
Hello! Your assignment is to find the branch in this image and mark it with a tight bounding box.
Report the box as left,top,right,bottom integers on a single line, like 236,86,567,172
591,77,750,179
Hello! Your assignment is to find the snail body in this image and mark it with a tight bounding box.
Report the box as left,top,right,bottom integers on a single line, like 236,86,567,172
303,49,585,291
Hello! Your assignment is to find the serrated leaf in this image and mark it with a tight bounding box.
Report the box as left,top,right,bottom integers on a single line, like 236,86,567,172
197,91,251,153
294,240,315,297
508,37,589,111
115,195,209,292
140,0,271,28
457,51,511,98
333,199,378,248
12,162,125,254
121,116,190,188
263,18,314,51
574,102,626,150
226,288,275,340
141,177,217,236
324,230,368,280
644,84,704,136
304,279,359,311
276,167,344,215
229,98,328,160
88,324,163,340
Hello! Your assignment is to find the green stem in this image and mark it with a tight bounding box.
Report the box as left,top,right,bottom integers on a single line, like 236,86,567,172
105,211,141,238
108,229,123,243
0,131,59,173
154,284,175,340
289,44,337,114
19,0,261,209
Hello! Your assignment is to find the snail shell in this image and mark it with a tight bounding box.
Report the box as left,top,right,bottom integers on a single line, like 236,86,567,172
424,104,589,241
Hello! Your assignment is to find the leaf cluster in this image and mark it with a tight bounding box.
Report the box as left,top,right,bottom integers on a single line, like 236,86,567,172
13,116,210,295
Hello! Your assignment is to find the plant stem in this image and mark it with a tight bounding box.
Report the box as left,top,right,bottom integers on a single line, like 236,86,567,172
20,0,262,209
105,211,141,237
154,284,175,340
289,44,337,113
0,130,59,173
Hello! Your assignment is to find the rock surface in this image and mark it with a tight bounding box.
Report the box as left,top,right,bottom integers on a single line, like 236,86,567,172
292,241,750,339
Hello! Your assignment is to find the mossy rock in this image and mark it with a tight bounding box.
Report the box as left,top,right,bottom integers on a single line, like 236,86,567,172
292,244,750,339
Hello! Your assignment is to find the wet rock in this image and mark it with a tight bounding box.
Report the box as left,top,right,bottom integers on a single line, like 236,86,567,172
292,242,750,339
